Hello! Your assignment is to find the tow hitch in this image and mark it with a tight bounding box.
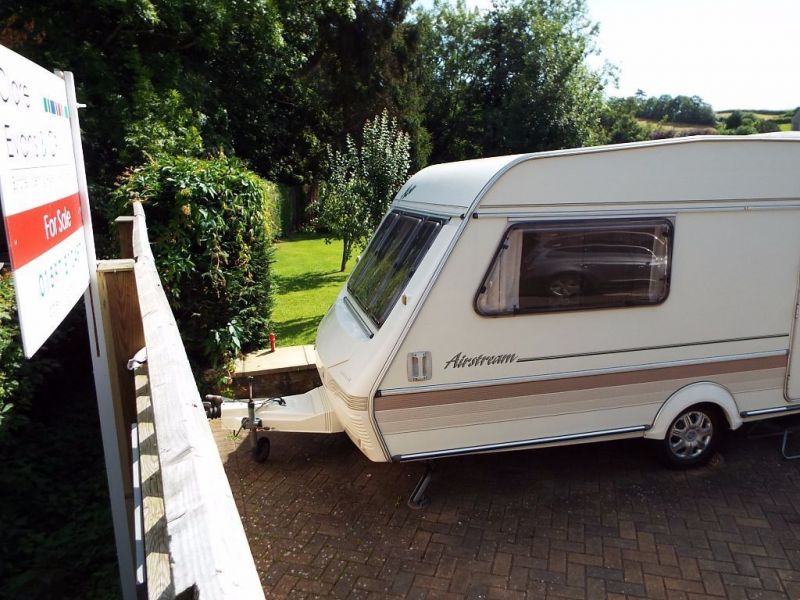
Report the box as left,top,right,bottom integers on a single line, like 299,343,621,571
204,376,343,463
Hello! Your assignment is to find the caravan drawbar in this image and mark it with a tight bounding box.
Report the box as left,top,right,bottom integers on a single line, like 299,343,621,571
215,133,800,490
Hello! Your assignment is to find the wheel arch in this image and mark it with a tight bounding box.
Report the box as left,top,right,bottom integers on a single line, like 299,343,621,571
644,381,742,440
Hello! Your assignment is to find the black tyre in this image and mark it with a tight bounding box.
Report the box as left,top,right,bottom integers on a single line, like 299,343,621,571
252,436,271,463
656,405,722,468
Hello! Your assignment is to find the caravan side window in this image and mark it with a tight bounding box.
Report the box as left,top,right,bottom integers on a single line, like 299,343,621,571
475,218,673,316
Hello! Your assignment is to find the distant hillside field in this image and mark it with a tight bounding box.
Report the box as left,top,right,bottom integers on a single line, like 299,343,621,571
716,109,796,128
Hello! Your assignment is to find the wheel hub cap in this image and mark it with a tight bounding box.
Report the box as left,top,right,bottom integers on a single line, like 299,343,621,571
668,411,713,459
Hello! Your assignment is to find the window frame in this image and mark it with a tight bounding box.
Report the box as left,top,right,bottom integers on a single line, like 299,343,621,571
347,209,447,328
473,217,675,317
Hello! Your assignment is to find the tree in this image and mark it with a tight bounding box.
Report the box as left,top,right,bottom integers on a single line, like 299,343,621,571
319,110,411,271
0,0,355,203
416,0,607,163
635,94,715,125
415,1,483,161
725,110,743,130
600,97,652,144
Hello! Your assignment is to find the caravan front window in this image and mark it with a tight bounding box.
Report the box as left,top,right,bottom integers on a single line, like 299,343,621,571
476,218,673,315
348,210,445,327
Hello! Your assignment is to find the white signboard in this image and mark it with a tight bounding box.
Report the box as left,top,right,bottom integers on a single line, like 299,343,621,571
0,45,90,357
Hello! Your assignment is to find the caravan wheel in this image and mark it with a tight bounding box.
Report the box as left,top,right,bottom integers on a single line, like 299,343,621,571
657,406,721,468
252,436,271,463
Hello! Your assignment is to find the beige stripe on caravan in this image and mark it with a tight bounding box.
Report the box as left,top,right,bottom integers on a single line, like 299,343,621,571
374,354,788,412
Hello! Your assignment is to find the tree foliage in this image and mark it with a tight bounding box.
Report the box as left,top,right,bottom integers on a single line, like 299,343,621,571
318,110,411,271
416,0,607,163
0,0,355,190
0,273,31,438
635,92,716,125
719,110,780,136
599,96,652,144
112,155,277,379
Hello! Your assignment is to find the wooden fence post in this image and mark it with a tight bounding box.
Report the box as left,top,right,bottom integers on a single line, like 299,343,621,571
96,258,145,561
115,216,135,259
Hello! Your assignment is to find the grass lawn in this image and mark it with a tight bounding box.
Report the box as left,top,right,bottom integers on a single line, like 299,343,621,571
270,233,355,347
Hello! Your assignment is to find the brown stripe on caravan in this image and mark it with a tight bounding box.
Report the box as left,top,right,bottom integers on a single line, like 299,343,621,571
374,354,788,411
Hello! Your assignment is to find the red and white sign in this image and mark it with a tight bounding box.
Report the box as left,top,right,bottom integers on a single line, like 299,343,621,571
0,45,90,357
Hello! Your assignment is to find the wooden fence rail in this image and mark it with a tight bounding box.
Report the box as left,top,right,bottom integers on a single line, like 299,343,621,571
101,202,263,599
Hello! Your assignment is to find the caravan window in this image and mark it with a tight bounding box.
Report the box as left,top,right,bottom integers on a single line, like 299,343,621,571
348,211,445,327
475,218,673,315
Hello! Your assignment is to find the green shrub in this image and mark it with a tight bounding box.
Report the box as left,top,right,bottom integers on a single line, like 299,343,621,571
112,154,277,377
725,110,744,130
755,119,780,133
318,110,411,271
259,180,282,241
0,273,30,437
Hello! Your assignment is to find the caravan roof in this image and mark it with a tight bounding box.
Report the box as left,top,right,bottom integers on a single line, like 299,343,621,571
393,133,800,214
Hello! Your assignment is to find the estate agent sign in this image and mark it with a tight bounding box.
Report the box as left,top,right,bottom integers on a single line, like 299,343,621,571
0,45,89,357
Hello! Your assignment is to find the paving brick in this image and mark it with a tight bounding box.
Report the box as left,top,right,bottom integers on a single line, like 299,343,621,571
699,570,726,596
585,565,624,582
678,556,702,581
755,566,785,593
486,587,525,600
413,574,450,592
663,577,706,594
644,573,667,599
546,582,585,599
585,577,606,600
623,559,644,585
492,552,513,577
720,572,763,588
294,577,334,595
566,562,585,588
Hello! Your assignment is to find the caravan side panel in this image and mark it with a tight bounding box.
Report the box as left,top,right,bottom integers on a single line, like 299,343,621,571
373,150,800,459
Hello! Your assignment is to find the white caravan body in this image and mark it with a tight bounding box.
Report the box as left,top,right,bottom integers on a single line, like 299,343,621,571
229,134,800,463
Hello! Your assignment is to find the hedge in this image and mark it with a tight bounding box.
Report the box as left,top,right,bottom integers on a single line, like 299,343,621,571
112,154,277,380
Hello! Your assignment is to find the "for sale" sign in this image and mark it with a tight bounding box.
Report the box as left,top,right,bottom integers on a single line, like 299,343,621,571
0,45,90,357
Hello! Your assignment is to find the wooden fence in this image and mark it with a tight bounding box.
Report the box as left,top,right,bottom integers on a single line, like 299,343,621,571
98,202,263,599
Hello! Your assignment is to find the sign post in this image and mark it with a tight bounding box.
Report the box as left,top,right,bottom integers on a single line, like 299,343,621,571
0,46,135,599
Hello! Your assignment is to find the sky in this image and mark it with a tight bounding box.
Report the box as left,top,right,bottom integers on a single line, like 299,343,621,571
419,0,800,111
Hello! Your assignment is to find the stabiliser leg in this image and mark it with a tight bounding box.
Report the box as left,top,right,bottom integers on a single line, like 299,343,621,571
245,376,271,462
407,461,435,510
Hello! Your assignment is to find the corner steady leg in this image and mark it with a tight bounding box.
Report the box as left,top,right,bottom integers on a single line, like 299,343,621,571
407,461,435,510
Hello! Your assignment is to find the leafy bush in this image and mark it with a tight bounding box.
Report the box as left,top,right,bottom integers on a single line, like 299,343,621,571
725,110,744,130
0,304,119,600
755,119,780,133
112,154,277,377
258,180,294,240
317,110,411,271
600,97,652,144
0,272,31,437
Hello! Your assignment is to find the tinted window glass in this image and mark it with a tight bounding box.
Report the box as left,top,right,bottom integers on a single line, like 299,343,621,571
348,211,444,327
476,218,673,315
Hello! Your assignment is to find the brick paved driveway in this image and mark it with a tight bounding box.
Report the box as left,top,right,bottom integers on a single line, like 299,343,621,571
213,416,800,599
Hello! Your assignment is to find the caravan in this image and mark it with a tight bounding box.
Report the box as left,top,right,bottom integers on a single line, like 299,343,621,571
216,134,800,495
